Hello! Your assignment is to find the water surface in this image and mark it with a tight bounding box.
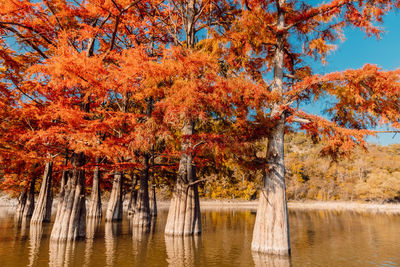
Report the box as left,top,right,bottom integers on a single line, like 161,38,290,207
0,207,399,266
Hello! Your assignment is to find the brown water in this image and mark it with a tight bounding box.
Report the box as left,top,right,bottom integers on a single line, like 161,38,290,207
0,207,399,267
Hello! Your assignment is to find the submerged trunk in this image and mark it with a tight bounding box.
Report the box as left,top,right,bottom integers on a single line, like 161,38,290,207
50,153,86,241
105,171,124,221
15,189,27,220
87,157,102,218
149,185,157,217
23,177,36,218
165,121,201,236
31,162,53,223
53,160,69,233
251,119,290,255
131,156,151,227
251,0,290,255
128,174,139,215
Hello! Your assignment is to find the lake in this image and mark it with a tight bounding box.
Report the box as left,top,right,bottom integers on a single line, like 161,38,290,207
0,206,399,266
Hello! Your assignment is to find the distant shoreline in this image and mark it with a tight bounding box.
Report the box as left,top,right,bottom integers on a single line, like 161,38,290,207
2,193,400,214
160,200,400,214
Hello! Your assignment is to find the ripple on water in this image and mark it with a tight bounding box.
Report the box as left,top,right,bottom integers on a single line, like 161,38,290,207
0,208,399,266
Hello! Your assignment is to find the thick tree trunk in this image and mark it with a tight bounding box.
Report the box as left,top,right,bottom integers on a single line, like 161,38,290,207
149,184,157,217
165,121,201,236
87,157,102,218
50,153,86,241
31,162,53,223
251,0,290,255
131,157,151,227
127,174,139,215
23,177,36,218
16,189,27,220
252,120,290,255
105,171,124,221
53,161,69,234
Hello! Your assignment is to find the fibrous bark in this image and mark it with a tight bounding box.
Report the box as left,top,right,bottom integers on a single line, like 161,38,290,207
31,161,53,223
252,119,290,255
165,121,201,236
87,157,102,218
15,176,36,222
23,177,36,218
149,184,157,217
105,171,124,221
251,0,290,255
50,153,86,241
131,157,151,227
127,174,139,215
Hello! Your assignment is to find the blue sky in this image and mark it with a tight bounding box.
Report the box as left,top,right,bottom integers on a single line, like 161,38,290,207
306,10,400,146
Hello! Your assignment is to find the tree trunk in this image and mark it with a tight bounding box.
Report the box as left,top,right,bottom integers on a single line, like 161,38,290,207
50,153,86,241
53,159,69,233
105,171,124,221
251,120,290,255
31,161,53,223
128,174,139,215
131,156,151,227
165,121,201,236
251,0,290,255
15,189,27,220
149,184,157,217
87,157,102,218
22,177,36,218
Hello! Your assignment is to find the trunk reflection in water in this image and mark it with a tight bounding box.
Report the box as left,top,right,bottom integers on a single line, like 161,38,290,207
28,222,43,267
105,221,122,267
1,208,400,266
84,217,102,267
49,241,75,267
252,252,291,267
165,236,200,267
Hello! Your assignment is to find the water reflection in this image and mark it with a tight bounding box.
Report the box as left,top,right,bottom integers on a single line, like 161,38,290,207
84,217,102,266
165,236,201,267
19,217,30,241
86,217,102,239
28,223,43,267
49,241,75,267
1,208,400,266
252,252,291,267
105,221,122,267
